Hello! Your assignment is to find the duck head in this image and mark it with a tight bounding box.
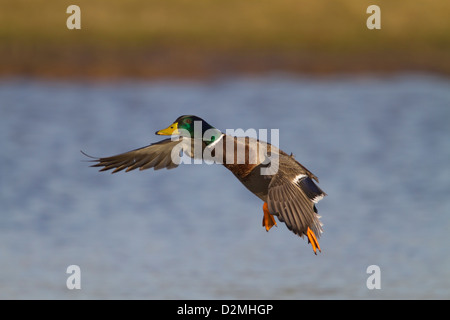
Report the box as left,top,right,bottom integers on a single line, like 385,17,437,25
156,115,222,145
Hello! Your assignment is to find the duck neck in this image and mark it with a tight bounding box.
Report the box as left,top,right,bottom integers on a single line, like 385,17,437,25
202,128,223,146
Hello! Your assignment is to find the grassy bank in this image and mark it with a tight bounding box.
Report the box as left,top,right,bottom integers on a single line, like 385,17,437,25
1,0,449,78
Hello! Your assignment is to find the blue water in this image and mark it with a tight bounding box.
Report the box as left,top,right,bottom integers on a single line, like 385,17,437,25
1,74,449,299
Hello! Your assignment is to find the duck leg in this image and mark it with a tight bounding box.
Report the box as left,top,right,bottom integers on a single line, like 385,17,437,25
306,227,321,255
262,202,277,232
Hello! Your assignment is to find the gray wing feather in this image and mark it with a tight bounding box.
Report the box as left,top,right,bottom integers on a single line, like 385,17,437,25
267,175,323,238
83,138,186,173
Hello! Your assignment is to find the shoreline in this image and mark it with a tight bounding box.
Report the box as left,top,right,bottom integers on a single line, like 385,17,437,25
1,47,448,80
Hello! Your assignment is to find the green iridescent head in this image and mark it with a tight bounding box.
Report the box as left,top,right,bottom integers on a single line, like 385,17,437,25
156,115,222,145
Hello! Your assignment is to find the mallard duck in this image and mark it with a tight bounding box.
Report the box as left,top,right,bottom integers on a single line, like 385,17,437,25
83,115,326,254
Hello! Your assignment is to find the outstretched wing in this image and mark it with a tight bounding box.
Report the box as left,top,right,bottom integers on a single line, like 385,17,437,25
267,171,326,239
82,138,189,173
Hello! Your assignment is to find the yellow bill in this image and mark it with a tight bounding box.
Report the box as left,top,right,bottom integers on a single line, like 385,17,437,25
156,122,180,135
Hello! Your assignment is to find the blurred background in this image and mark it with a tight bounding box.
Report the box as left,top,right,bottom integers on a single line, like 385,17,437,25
1,0,449,299
1,0,449,77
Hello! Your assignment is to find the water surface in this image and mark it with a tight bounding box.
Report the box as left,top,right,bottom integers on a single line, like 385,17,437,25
1,74,449,299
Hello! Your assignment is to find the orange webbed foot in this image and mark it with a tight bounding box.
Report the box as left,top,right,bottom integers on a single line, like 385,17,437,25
262,202,277,232
306,227,321,255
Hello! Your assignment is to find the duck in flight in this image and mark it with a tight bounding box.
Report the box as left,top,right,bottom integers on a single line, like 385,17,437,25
83,115,326,254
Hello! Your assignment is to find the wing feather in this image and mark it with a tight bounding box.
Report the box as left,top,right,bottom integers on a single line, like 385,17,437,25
82,138,187,173
268,174,324,238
